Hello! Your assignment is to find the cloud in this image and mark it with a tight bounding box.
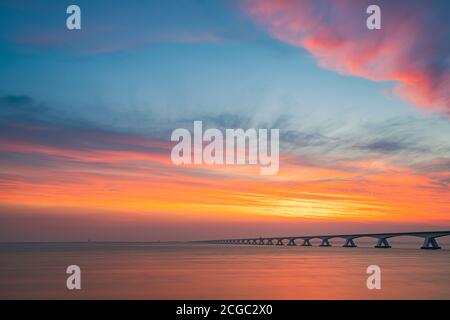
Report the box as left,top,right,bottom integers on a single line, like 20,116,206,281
9,0,227,56
357,140,407,153
0,95,33,106
15,29,223,55
277,113,450,177
242,0,450,115
0,94,175,175
0,95,49,120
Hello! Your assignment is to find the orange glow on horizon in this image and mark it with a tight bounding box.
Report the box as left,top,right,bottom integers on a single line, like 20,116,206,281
1,138,449,227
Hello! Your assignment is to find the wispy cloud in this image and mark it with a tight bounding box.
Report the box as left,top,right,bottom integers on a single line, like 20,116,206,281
15,29,223,55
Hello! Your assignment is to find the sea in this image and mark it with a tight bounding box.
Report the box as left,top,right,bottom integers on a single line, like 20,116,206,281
1,240,449,299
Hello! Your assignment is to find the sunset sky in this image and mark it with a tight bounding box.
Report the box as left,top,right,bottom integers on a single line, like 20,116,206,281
0,0,449,241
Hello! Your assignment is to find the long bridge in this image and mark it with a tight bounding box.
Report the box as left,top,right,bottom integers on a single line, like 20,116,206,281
200,230,450,250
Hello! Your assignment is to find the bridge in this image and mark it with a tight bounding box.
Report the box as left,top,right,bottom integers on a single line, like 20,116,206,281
199,230,450,250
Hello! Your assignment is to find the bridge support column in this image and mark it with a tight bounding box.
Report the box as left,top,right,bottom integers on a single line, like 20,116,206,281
287,238,297,246
320,239,331,247
421,237,441,250
267,239,274,245
301,239,312,246
276,239,284,246
258,239,265,245
343,238,357,247
375,238,391,248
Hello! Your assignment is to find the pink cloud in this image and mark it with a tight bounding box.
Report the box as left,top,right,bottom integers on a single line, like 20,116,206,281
243,0,449,115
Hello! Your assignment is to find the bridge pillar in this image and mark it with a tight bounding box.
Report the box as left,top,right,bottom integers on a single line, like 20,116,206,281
267,239,274,245
258,239,265,245
343,238,357,247
252,239,257,245
301,239,312,246
320,239,331,247
375,238,391,248
276,239,284,246
421,237,441,250
287,238,297,246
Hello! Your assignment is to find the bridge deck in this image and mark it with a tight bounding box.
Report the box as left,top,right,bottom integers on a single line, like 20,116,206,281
200,230,450,250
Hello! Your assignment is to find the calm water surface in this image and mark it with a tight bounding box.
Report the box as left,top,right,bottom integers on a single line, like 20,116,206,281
1,242,449,299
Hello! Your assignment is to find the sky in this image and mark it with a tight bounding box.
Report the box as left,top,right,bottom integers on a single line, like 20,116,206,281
0,0,449,241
